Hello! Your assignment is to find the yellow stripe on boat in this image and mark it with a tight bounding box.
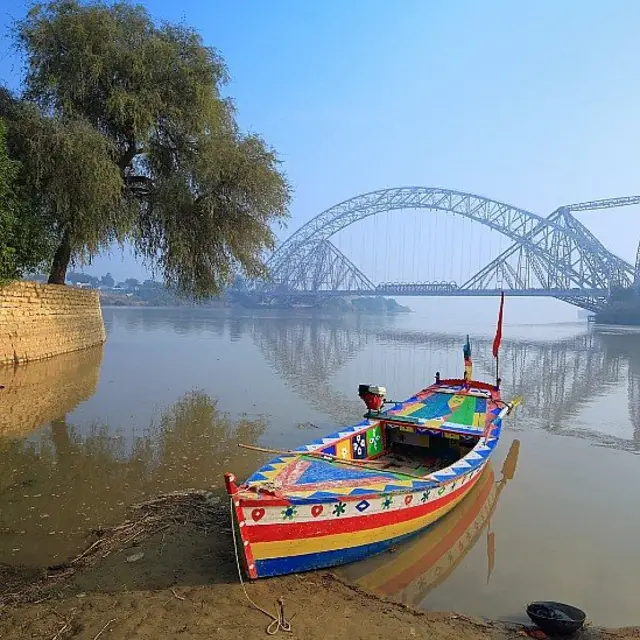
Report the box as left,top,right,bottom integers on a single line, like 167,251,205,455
448,394,466,409
251,487,473,560
473,412,485,427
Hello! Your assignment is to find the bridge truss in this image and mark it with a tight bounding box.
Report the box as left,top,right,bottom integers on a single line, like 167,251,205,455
258,188,640,311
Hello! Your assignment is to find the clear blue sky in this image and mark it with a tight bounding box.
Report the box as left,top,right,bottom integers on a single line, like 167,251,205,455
1,0,639,289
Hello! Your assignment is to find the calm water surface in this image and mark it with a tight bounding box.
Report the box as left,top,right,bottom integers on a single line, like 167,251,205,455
1,307,639,626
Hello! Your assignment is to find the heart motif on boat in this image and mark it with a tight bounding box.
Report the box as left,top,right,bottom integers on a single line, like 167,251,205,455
404,495,413,506
311,505,324,517
251,508,265,522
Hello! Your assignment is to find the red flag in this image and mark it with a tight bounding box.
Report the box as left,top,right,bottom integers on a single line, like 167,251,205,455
492,292,504,358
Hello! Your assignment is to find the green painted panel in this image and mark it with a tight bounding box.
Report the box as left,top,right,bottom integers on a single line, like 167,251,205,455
448,396,477,426
366,424,383,456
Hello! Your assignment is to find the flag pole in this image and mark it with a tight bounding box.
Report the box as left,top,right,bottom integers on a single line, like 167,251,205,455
492,292,505,389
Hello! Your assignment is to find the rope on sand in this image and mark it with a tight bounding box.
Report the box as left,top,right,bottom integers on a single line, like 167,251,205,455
229,498,293,635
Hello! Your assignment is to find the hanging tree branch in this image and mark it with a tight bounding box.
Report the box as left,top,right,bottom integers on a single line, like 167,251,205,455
3,0,290,293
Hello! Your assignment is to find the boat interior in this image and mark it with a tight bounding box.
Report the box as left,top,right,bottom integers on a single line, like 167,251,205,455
374,427,479,477
352,381,496,478
241,381,499,498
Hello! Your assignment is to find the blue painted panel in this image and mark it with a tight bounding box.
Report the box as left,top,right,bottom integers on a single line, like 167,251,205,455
304,490,348,500
254,529,427,577
349,488,378,496
296,459,385,484
409,393,453,420
351,433,367,459
323,445,337,457
382,483,412,492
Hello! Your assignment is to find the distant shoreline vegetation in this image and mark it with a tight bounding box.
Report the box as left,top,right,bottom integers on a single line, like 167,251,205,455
26,273,411,314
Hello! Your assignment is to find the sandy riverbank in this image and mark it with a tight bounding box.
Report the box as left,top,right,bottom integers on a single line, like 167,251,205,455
0,491,636,640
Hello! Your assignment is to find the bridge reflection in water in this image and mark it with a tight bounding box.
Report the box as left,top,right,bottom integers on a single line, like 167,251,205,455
2,308,637,623
251,317,639,452
100,309,640,450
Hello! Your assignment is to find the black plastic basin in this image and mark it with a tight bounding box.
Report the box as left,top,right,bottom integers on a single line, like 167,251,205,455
525,601,586,636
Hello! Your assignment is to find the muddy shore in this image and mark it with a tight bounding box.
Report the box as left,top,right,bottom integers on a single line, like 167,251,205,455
0,491,636,640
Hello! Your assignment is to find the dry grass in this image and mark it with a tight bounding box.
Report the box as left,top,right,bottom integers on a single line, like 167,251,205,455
0,489,224,607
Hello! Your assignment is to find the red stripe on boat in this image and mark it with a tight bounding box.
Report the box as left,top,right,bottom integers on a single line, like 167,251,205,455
240,497,293,508
244,471,482,543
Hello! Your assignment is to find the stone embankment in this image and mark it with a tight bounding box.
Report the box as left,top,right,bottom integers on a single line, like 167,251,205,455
0,281,106,366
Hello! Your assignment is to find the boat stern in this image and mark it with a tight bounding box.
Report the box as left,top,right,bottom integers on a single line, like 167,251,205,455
224,472,259,580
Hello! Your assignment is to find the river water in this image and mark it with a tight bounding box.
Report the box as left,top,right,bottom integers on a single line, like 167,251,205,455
1,306,638,626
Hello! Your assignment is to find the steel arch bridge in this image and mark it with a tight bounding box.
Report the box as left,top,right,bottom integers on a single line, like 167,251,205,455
258,188,640,312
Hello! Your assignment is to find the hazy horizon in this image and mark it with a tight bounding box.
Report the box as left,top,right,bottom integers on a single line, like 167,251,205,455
2,0,639,324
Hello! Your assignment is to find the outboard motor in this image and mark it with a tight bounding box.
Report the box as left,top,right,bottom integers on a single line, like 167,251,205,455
358,384,387,412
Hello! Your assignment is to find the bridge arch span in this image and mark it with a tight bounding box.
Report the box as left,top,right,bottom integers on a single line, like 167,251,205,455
264,187,636,310
270,187,568,271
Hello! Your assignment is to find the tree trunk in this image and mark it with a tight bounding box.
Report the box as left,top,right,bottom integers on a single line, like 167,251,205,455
48,230,72,284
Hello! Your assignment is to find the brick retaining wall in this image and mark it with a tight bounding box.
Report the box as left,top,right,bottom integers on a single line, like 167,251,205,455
0,281,106,365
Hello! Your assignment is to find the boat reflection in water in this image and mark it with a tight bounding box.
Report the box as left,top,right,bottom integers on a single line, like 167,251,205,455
339,438,520,607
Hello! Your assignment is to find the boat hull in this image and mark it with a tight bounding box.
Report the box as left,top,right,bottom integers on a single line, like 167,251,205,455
226,377,512,579
229,459,488,579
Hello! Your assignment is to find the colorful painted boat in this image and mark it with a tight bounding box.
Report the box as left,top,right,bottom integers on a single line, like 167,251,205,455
224,298,519,579
339,438,520,606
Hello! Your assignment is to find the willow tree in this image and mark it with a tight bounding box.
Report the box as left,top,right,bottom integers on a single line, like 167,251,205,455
0,118,20,280
0,116,53,282
9,0,290,297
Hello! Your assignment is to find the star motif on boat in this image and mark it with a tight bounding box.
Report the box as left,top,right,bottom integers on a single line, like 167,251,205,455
382,496,393,510
281,506,297,520
420,490,431,503
333,501,347,517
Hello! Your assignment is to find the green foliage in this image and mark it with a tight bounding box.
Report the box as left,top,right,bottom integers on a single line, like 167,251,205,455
67,271,99,286
0,117,51,282
101,272,114,287
7,0,290,295
0,118,18,280
7,103,128,258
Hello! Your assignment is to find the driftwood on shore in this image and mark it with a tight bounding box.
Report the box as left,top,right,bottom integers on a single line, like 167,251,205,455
0,490,227,607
